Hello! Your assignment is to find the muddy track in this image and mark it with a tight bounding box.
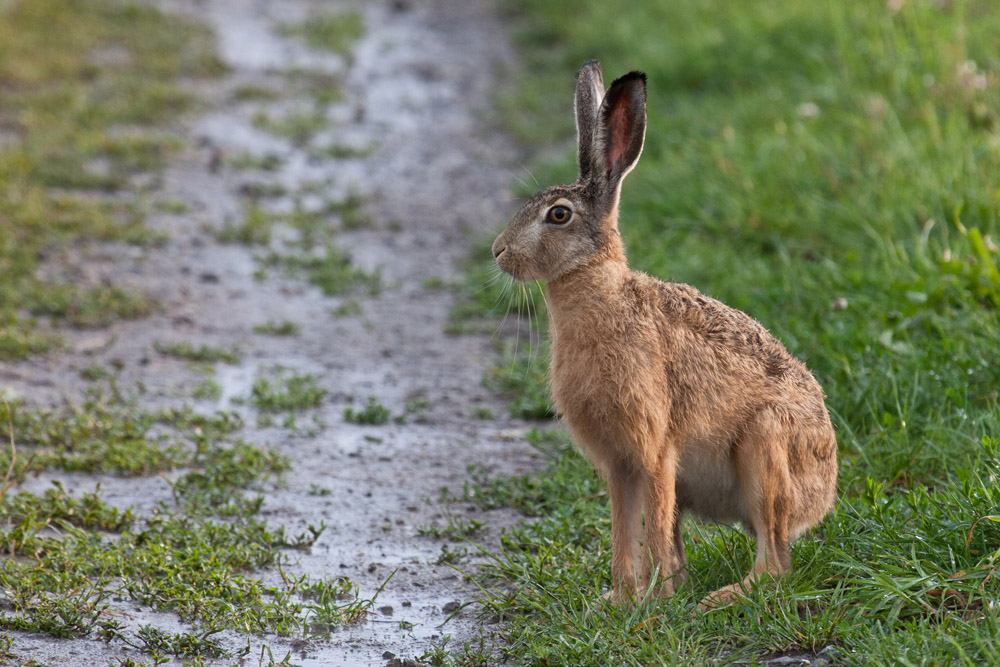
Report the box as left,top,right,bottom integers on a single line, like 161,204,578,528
3,1,540,664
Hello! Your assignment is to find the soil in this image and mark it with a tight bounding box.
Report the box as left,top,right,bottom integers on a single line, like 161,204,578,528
1,0,543,664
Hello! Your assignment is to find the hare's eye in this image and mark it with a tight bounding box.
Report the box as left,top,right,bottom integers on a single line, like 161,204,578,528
546,206,571,224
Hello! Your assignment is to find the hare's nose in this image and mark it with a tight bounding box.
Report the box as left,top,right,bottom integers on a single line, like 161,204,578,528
492,241,506,259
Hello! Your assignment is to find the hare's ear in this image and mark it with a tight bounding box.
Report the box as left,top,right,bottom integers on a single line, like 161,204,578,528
593,71,646,190
575,60,605,181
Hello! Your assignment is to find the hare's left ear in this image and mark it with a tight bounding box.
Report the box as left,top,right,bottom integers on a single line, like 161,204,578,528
592,71,646,191
575,60,605,182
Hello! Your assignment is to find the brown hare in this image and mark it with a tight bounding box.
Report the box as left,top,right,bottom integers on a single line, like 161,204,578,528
492,60,838,610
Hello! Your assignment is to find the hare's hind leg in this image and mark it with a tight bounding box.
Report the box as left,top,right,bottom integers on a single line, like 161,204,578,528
699,409,792,610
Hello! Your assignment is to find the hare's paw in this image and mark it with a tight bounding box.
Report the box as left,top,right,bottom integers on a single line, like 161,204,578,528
649,577,676,600
602,588,628,606
599,586,640,607
696,583,747,612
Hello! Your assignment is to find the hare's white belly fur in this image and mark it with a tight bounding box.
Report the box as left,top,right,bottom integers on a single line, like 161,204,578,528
675,442,746,523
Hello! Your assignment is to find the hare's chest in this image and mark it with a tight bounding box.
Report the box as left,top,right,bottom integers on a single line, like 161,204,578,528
549,322,641,406
549,320,666,463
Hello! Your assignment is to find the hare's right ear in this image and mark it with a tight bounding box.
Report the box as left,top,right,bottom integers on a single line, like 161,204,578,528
575,60,605,181
592,71,647,192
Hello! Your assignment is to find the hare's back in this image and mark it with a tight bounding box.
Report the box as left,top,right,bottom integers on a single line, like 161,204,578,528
649,279,826,415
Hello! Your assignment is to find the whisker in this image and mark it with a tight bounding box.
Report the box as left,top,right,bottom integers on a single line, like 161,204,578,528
520,163,540,187
476,264,514,323
494,274,515,340
522,281,536,384
492,165,532,194
528,280,544,372
509,280,523,379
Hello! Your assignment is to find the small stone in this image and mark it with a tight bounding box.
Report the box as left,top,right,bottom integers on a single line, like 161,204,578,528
441,600,461,615
378,605,393,616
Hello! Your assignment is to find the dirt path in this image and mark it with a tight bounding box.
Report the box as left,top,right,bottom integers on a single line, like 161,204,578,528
3,1,540,664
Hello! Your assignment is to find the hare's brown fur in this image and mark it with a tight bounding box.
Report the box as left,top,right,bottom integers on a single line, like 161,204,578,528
493,61,837,609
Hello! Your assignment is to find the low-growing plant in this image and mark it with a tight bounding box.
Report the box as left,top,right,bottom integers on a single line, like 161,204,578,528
155,340,243,364
193,375,222,401
249,367,327,413
0,394,368,659
279,11,364,56
230,152,284,171
343,396,391,425
482,343,552,419
265,244,380,297
418,513,484,542
324,190,372,230
311,142,376,160
252,109,328,145
215,203,275,245
253,320,300,336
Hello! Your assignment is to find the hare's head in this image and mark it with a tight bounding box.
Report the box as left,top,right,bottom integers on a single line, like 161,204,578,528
493,61,646,282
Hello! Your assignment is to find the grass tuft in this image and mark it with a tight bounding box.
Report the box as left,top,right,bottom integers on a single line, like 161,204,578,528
343,396,391,425
279,12,364,56
155,340,244,364
249,367,327,413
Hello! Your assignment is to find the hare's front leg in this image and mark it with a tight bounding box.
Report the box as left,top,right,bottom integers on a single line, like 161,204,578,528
604,461,644,604
643,449,681,598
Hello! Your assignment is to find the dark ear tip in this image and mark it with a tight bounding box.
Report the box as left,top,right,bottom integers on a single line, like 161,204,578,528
614,70,647,87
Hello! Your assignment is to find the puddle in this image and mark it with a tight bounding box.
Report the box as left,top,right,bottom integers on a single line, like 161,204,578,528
213,359,258,404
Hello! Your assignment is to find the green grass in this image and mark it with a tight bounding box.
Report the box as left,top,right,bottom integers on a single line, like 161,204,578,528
343,396,391,425
444,0,1000,663
311,142,377,160
230,151,284,171
323,190,373,230
24,282,158,328
249,366,327,413
266,244,380,297
417,512,485,542
0,0,223,360
215,197,380,295
279,11,364,56
0,392,367,661
254,320,301,336
232,84,281,102
215,202,276,245
193,374,222,401
0,394,240,477
252,109,328,145
483,342,552,420
155,340,244,364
